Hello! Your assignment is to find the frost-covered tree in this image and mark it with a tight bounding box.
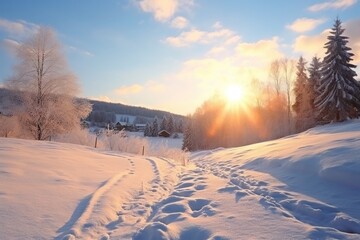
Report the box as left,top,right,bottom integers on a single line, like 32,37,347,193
160,116,167,131
292,56,313,131
151,117,159,137
308,56,322,110
144,123,151,137
315,18,360,122
6,27,91,140
166,115,175,134
182,118,194,151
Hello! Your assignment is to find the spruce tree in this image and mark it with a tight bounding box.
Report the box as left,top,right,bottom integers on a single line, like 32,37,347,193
315,18,360,122
308,56,322,110
182,119,194,151
293,56,312,131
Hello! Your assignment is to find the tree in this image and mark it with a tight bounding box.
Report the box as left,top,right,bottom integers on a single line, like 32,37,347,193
6,27,91,140
269,59,282,96
281,58,296,133
160,116,167,131
308,56,322,110
166,115,175,133
151,117,159,137
144,123,151,137
315,18,360,122
292,56,313,131
182,118,194,151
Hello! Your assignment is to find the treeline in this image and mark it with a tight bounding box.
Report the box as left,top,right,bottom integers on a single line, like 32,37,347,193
88,100,184,121
183,18,360,151
144,115,184,137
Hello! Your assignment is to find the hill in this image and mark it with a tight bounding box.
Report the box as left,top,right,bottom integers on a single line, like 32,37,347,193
1,120,360,239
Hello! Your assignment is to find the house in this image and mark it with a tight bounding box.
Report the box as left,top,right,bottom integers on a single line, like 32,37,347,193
158,130,171,138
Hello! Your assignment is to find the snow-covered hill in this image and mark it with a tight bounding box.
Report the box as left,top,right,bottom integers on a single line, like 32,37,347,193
1,120,360,239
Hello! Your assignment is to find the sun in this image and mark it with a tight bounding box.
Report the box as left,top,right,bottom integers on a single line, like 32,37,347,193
224,84,245,104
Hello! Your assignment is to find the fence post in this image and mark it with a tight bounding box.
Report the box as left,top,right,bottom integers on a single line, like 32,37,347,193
142,146,145,156
95,136,98,148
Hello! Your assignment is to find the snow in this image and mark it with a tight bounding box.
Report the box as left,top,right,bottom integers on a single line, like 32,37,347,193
1,120,360,239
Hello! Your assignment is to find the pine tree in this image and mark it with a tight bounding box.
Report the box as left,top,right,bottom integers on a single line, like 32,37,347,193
293,56,313,131
182,119,194,151
144,123,151,137
308,56,322,110
167,115,175,133
160,116,167,131
315,18,360,122
151,117,159,137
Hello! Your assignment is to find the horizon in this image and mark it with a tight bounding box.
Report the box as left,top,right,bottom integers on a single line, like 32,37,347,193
1,0,360,115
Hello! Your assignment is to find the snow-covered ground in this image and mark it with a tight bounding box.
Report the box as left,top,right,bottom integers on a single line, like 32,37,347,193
1,121,360,239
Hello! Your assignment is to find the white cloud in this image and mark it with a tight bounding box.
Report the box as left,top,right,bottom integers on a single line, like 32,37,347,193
138,0,193,22
0,18,39,37
165,27,235,47
2,38,20,56
68,46,94,57
171,16,189,29
287,18,326,33
308,0,357,11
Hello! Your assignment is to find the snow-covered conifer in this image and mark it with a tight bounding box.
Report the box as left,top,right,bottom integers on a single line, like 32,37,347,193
315,18,360,122
308,56,322,110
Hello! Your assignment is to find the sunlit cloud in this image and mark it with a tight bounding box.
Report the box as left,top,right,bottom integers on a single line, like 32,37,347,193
236,37,283,66
89,95,112,102
171,16,189,29
138,0,193,22
293,30,329,59
165,27,235,47
308,0,357,11
115,84,143,95
0,18,39,37
345,19,360,63
286,18,326,33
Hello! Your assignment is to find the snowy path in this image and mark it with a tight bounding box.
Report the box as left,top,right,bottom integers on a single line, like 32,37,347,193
58,157,181,240
133,149,360,240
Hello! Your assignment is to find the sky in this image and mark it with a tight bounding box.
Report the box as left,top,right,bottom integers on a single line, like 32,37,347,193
0,0,359,115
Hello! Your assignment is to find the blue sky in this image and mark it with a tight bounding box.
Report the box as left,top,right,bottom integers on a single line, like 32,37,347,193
1,0,359,115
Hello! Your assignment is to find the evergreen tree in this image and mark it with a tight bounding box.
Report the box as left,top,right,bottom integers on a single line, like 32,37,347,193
308,56,322,110
144,123,151,137
292,56,313,131
160,116,167,131
151,117,159,137
315,18,360,122
167,115,175,133
182,119,194,151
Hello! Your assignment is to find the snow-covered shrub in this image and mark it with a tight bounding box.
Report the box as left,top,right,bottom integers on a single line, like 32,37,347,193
54,127,97,147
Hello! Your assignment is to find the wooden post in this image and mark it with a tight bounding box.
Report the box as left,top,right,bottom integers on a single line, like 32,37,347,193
142,146,145,156
95,136,98,148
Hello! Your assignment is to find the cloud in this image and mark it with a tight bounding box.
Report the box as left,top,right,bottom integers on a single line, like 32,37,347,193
308,0,357,11
345,19,360,63
293,30,329,59
165,27,235,47
138,0,193,22
89,95,112,102
293,18,360,64
2,38,20,56
171,16,189,29
236,37,283,65
287,18,326,33
68,46,94,57
0,18,39,37
115,84,143,95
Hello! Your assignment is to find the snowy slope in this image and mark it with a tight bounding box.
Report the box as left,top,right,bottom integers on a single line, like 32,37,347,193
0,139,182,240
1,120,360,239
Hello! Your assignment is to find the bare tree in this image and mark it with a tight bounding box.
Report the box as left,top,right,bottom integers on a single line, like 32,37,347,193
280,58,296,133
6,27,91,140
269,60,282,96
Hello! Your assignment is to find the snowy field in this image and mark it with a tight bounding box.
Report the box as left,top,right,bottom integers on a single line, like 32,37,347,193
1,121,360,239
